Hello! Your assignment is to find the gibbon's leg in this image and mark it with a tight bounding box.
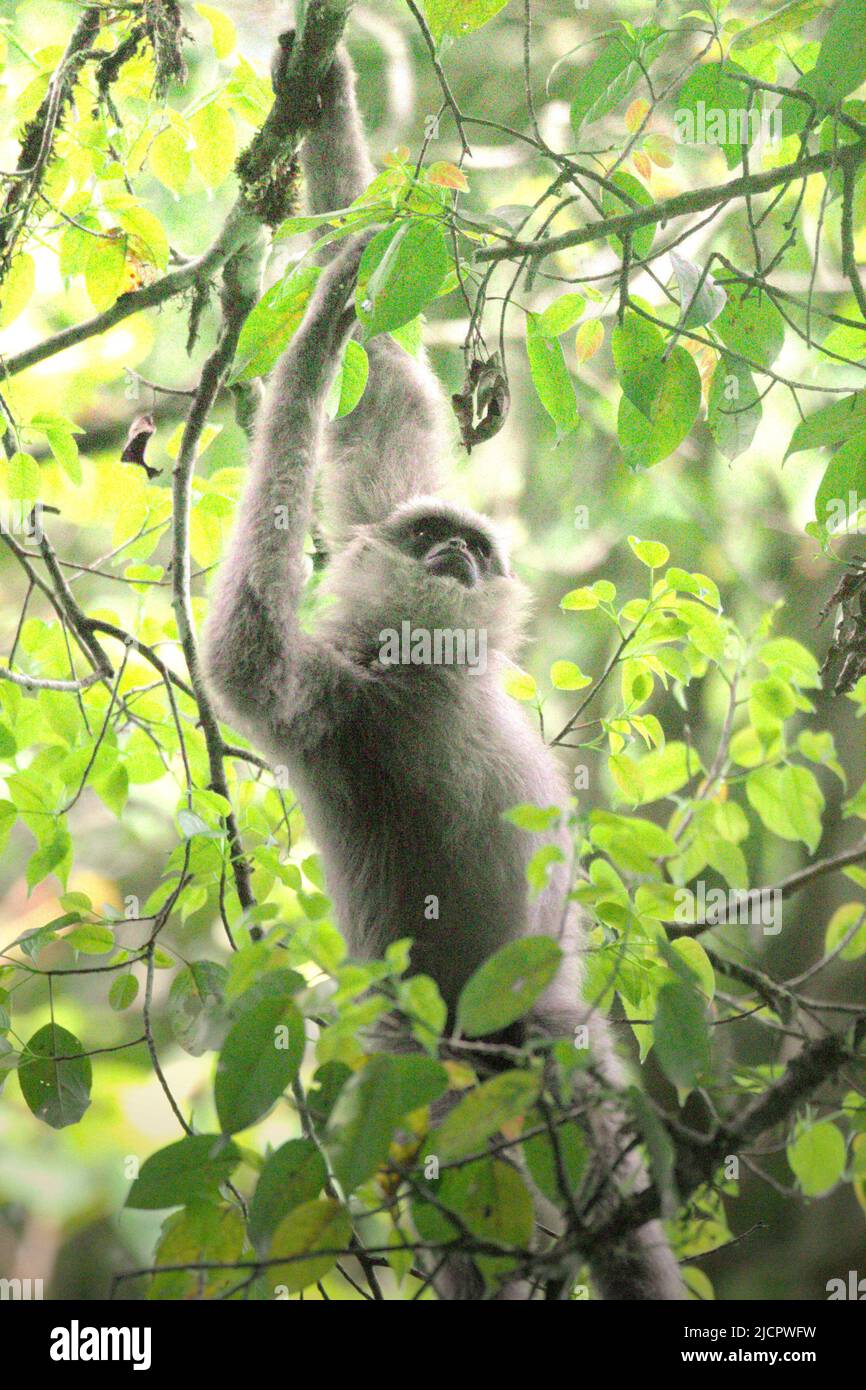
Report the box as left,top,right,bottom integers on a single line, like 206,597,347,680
294,41,448,537
203,236,371,753
532,968,685,1300
577,1033,685,1301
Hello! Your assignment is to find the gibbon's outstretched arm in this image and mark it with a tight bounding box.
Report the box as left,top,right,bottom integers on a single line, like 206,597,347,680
203,239,370,755
295,42,448,538
285,37,375,241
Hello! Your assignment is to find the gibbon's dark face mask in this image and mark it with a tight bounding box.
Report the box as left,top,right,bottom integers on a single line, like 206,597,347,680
392,510,508,590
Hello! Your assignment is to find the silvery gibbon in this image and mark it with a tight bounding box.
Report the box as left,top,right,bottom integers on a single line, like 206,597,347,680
204,40,683,1302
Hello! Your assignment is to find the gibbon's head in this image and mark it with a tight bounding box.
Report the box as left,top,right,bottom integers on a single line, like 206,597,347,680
322,497,530,662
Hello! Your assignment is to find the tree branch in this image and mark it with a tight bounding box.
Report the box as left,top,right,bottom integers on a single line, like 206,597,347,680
171,242,265,928
2,1,356,380
585,1020,865,1258
0,6,101,280
477,138,866,265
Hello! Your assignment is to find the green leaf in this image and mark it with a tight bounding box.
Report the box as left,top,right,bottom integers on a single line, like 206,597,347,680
18,1023,91,1129
797,729,846,784
526,843,565,894
617,346,701,469
109,974,139,1011
628,536,669,568
525,313,579,435
248,1139,327,1252
502,803,562,832
327,1054,448,1193
266,1198,352,1295
801,0,866,109
414,1155,534,1252
607,751,644,805
750,675,797,729
824,902,866,959
785,392,866,459
561,586,600,610
653,981,709,1091
590,810,677,859
549,659,591,690
746,765,825,851
730,0,825,52
423,0,511,41
787,1121,846,1196
715,286,785,370
190,102,237,189
44,427,82,484
356,220,450,337
814,432,866,532
522,1122,587,1204
127,1135,241,1209
613,312,663,385
6,451,40,505
760,637,822,689
66,923,114,955
215,996,305,1133
601,171,655,262
708,359,762,460
169,960,228,1055
326,339,369,420
538,293,586,337
456,936,563,1037
671,938,716,1000
232,267,321,381
398,974,447,1049
675,63,757,169
430,1070,540,1162
26,827,72,893
570,24,669,131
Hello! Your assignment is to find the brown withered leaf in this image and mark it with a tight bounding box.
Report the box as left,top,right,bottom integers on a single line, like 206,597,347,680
120,413,160,479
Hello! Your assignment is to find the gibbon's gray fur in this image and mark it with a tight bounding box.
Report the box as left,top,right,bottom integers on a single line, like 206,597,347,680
204,44,683,1302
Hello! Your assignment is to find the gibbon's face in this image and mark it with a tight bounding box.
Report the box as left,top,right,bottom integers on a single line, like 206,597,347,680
322,497,529,660
381,502,509,590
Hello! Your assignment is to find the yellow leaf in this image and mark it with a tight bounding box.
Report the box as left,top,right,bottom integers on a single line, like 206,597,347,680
503,668,538,702
0,253,35,328
625,98,650,133
575,318,604,363
190,507,223,568
645,133,675,168
427,160,469,191
85,232,128,311
194,3,237,59
149,127,191,195
550,660,591,691
5,451,40,504
190,102,237,189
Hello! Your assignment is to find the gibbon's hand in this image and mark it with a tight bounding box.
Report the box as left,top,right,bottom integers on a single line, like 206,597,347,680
271,29,295,97
271,28,350,130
